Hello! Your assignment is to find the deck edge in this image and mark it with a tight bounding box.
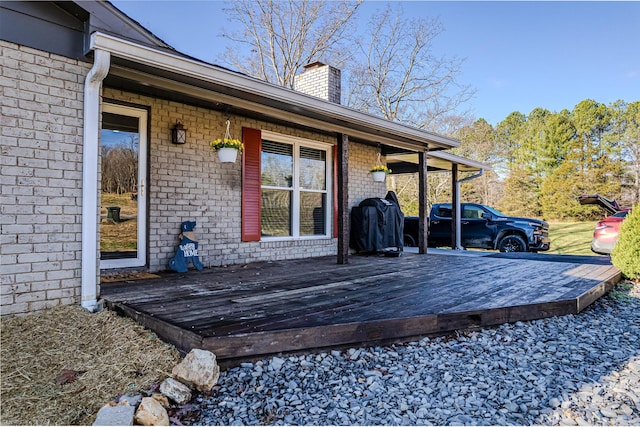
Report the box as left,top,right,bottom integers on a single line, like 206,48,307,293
575,267,621,313
201,298,581,361
105,301,204,353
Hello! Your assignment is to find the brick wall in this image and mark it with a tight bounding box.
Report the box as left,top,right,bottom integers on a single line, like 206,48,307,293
0,39,388,316
348,143,390,207
104,89,345,270
1,40,90,315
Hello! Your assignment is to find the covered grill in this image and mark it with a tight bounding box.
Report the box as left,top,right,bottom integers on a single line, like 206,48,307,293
350,191,404,255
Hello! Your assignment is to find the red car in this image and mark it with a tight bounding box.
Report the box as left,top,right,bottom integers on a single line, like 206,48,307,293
578,194,631,255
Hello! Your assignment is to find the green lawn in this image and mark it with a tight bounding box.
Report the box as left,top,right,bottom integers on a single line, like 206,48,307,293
546,221,597,256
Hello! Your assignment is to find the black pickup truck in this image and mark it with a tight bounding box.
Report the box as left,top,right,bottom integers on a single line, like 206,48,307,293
404,203,550,252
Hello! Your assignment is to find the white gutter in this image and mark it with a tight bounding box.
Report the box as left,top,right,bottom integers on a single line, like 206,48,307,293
454,169,484,251
88,32,459,150
81,49,110,312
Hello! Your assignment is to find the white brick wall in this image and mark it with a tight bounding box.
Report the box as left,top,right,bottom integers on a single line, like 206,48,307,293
1,40,90,316
349,143,390,207
103,89,343,270
104,89,388,271
1,39,389,316
294,63,341,104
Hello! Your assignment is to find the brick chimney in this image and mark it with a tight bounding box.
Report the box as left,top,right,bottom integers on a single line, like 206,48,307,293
294,62,341,104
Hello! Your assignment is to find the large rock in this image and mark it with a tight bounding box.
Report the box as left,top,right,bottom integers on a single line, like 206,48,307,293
171,349,220,392
151,393,170,407
160,377,192,404
134,397,169,426
93,404,135,426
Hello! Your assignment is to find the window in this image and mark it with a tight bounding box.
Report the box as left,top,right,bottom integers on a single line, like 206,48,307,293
435,206,452,218
462,206,485,219
260,133,330,238
100,103,148,269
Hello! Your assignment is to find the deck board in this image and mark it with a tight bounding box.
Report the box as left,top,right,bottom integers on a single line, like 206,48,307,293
101,252,620,363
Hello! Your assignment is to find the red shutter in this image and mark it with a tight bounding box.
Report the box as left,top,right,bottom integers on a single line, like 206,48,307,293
333,145,338,238
242,127,262,242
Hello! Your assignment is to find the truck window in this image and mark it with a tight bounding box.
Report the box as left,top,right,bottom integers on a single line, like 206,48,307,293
435,207,452,218
463,206,484,219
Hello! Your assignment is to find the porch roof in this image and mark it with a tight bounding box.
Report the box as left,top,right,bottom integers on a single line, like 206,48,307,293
387,150,491,174
90,31,462,154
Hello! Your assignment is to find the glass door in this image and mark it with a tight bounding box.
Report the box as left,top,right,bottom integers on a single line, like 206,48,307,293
100,104,147,269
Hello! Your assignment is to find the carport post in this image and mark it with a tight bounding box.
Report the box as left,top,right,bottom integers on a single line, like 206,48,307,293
451,163,460,250
418,149,429,254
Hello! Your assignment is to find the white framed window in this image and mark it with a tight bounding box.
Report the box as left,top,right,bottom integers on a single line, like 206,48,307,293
260,131,332,239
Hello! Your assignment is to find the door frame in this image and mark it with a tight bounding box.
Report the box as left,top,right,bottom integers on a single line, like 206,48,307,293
100,102,148,269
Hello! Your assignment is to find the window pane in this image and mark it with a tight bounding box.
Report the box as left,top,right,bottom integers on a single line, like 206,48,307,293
436,206,452,218
261,189,292,237
463,206,483,219
100,113,140,259
300,192,326,236
299,147,326,190
103,112,139,133
262,140,293,187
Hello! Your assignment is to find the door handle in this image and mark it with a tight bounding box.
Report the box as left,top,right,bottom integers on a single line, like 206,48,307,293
141,179,145,196
432,220,439,225
462,221,469,225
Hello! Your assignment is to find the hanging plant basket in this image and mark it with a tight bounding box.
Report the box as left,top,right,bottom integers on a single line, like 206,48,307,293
370,153,391,182
210,118,243,163
217,147,238,163
371,171,387,182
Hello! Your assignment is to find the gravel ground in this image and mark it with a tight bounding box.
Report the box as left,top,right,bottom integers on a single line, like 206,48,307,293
193,281,639,426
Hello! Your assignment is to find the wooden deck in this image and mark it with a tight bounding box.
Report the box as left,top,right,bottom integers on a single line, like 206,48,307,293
101,251,621,365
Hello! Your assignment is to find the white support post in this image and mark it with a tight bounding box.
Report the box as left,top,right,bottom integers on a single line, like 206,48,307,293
454,178,463,250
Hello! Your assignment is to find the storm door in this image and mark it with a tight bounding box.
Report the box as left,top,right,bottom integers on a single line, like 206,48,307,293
99,103,148,269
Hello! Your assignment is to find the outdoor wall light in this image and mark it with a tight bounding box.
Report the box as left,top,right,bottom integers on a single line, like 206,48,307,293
171,121,187,144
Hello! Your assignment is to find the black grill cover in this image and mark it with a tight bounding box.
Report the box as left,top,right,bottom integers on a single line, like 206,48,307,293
350,191,404,253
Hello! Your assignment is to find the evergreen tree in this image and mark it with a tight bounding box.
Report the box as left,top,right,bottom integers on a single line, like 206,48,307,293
497,166,540,217
495,111,526,175
611,100,640,205
611,203,640,279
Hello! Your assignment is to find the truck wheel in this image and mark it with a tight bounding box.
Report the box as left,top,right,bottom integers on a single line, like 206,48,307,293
404,234,416,247
498,235,527,252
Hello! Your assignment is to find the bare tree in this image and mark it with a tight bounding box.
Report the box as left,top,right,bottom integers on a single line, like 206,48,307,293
220,0,361,88
101,135,138,194
344,4,475,132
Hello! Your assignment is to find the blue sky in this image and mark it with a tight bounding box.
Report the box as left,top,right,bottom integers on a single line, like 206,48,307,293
112,1,640,126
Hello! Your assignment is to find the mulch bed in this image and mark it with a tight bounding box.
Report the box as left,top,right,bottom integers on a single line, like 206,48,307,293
1,305,181,425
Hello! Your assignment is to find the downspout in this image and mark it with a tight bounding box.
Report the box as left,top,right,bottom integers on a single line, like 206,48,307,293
454,169,484,251
81,49,110,312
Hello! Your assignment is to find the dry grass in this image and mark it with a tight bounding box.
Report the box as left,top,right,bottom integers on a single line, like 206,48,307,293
100,192,139,252
1,305,181,425
101,192,137,216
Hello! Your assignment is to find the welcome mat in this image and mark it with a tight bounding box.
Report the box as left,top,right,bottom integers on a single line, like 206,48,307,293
100,272,161,283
